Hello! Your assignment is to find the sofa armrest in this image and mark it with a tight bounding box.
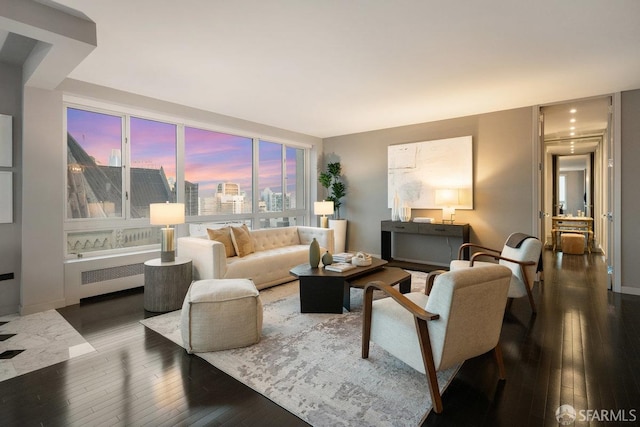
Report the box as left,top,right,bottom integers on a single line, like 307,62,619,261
177,236,227,280
297,226,335,253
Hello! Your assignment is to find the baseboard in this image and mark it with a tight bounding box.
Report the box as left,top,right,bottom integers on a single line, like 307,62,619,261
620,286,640,296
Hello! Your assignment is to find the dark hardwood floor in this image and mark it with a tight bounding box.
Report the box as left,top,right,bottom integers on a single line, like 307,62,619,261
1,250,639,426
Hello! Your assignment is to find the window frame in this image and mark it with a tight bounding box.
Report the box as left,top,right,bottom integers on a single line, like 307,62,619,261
63,98,310,259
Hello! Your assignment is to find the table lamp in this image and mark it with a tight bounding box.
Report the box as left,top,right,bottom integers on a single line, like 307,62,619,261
435,189,459,224
314,200,334,228
150,202,185,262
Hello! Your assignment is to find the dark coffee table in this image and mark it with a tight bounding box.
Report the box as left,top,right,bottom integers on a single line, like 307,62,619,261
289,257,411,313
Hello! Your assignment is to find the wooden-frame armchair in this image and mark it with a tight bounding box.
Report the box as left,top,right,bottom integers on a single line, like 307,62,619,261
362,265,512,414
449,233,542,313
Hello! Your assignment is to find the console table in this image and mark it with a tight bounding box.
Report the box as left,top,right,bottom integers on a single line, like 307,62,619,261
381,220,470,269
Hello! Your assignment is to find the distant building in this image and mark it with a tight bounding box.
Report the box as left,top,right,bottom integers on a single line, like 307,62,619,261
216,182,245,214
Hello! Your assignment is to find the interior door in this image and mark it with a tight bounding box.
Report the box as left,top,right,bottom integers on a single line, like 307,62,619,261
538,110,551,247
605,99,615,289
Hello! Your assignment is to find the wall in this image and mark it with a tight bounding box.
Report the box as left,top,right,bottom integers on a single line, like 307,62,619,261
21,86,66,314
621,89,640,291
0,63,22,315
323,107,535,259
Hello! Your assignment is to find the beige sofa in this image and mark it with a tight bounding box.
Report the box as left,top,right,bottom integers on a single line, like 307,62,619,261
177,226,334,290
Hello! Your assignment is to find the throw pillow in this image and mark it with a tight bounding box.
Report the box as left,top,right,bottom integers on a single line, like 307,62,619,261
230,224,255,257
206,227,236,257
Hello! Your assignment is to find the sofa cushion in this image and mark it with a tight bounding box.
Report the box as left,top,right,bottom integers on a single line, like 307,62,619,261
226,245,309,287
251,226,301,251
230,224,255,257
207,227,236,257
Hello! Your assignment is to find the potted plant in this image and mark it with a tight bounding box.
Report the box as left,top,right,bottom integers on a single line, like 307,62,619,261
319,161,347,252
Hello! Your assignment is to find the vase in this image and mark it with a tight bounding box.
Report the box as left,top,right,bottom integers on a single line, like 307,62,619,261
309,238,320,268
392,192,400,221
322,251,333,266
329,219,347,253
400,205,411,222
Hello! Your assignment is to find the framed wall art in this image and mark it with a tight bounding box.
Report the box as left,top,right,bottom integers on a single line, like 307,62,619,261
388,136,473,209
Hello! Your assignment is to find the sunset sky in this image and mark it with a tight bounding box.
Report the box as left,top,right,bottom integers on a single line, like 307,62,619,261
67,108,297,201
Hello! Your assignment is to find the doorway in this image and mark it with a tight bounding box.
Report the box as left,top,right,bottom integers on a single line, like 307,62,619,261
539,96,611,254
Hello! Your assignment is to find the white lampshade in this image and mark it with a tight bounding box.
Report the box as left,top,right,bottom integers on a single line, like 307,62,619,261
314,200,334,228
435,189,459,207
150,202,185,226
314,200,334,216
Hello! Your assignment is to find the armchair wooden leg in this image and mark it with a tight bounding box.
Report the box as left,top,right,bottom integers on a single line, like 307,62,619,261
415,317,443,413
494,343,506,380
523,277,537,314
505,298,513,312
362,286,374,359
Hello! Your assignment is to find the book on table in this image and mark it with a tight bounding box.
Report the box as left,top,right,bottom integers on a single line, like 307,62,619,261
324,262,356,272
332,252,353,263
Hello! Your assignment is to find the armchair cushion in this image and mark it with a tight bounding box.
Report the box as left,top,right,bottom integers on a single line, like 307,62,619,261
425,266,511,370
451,259,527,298
370,292,429,373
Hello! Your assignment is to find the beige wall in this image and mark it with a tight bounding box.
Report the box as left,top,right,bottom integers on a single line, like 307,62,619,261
323,107,535,257
621,89,640,290
0,63,22,315
21,86,66,314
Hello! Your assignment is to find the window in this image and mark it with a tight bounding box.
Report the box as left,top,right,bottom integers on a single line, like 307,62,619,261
65,104,308,258
184,127,253,216
287,146,305,211
559,174,567,214
66,108,123,219
130,117,177,218
258,140,283,212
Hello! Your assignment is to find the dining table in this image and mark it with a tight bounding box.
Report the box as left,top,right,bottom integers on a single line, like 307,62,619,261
551,215,593,253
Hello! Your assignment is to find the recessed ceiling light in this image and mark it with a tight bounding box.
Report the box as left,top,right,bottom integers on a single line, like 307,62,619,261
570,108,577,114
570,126,576,130
570,118,576,123
570,132,575,136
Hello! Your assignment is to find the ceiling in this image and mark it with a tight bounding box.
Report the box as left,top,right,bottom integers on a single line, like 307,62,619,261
3,1,640,138
544,96,611,156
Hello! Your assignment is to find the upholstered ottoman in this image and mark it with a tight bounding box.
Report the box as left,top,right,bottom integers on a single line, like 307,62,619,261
180,279,263,353
562,233,585,255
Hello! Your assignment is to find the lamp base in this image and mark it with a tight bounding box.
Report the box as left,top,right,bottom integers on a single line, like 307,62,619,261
320,216,329,228
160,227,176,263
442,208,455,225
160,250,176,263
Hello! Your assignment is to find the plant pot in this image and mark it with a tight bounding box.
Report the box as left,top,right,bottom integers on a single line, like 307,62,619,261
329,219,347,253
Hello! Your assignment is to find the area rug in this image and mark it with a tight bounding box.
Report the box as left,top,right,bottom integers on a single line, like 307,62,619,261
0,309,96,382
141,271,458,426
